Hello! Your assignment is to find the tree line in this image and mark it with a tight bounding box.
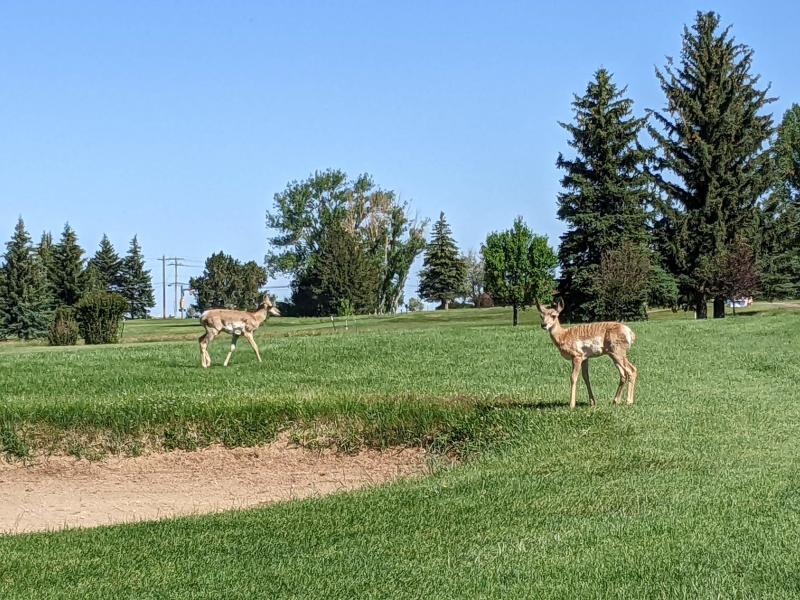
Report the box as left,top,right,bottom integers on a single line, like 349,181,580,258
0,220,155,339
261,11,799,323
4,11,798,333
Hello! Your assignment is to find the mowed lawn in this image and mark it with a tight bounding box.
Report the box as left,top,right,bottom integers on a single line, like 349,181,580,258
1,306,800,598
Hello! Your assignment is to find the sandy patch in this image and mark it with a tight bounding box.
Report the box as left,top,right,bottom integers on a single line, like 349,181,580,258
0,438,427,535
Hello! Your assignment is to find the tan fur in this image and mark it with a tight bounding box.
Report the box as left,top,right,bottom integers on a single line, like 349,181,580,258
198,295,280,368
536,299,637,408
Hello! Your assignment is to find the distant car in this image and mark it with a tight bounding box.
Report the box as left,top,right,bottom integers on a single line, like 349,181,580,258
727,297,753,308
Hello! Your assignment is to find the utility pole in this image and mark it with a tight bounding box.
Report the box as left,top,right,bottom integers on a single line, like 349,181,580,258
161,255,167,319
161,257,185,318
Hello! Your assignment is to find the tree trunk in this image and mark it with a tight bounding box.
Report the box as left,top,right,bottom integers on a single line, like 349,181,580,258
438,300,449,310
713,296,726,319
695,294,707,319
513,305,519,326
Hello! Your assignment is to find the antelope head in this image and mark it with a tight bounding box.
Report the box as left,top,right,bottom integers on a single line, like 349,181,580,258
260,294,281,317
535,298,563,331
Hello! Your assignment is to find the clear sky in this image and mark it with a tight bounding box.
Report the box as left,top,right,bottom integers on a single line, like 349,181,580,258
1,1,798,315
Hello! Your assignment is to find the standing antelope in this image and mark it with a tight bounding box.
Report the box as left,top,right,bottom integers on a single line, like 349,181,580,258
536,299,637,409
199,294,280,368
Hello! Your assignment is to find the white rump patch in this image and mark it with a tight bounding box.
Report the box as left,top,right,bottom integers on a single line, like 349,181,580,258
623,326,633,346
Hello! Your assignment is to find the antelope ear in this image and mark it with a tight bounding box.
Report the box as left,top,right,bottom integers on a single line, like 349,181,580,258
535,298,544,314
555,298,564,314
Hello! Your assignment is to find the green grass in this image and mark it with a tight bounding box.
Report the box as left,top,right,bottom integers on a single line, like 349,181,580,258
1,305,800,597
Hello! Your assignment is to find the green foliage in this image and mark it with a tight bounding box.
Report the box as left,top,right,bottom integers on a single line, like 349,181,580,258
482,217,557,325
761,104,800,299
647,262,679,309
0,218,51,340
119,235,155,318
266,170,426,315
418,212,466,309
713,236,761,308
47,307,79,346
87,234,123,292
462,250,484,306
51,223,85,307
557,68,652,322
75,291,128,344
649,12,775,318
406,297,424,312
35,231,58,310
295,222,380,316
593,241,651,321
190,252,267,311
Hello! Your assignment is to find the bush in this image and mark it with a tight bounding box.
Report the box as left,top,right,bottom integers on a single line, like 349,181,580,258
47,308,79,346
75,292,128,344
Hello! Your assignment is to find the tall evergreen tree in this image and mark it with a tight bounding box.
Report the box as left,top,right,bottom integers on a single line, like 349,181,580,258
418,212,466,310
51,223,85,307
87,234,123,293
761,104,800,299
36,231,57,309
0,218,51,339
307,222,381,315
119,235,155,318
648,11,774,318
556,69,653,322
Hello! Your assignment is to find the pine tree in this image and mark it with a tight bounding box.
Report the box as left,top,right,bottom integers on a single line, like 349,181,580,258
556,68,653,322
119,235,155,318
418,212,466,310
649,12,774,318
36,231,57,309
308,222,381,315
51,223,85,307
87,234,123,293
761,104,800,299
0,218,51,339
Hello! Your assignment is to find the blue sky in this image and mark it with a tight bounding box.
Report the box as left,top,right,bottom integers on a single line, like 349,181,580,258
1,1,798,314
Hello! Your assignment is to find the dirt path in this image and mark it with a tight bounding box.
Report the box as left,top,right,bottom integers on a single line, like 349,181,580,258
0,439,427,535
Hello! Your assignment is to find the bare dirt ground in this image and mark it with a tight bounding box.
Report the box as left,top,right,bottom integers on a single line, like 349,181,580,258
0,438,428,535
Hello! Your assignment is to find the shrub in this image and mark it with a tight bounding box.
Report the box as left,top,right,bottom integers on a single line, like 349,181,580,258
75,292,128,344
47,308,79,346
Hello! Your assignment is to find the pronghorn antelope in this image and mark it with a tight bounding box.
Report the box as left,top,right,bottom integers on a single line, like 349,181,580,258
198,295,280,368
536,299,637,409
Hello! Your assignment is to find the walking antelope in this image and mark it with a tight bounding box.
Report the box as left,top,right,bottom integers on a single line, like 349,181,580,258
199,295,280,368
536,299,637,409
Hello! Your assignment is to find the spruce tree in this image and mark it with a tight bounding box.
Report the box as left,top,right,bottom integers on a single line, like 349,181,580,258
0,218,51,339
761,104,800,299
51,223,85,307
649,12,774,318
120,235,155,318
308,222,381,315
556,68,652,322
36,231,57,309
87,234,123,292
418,212,466,310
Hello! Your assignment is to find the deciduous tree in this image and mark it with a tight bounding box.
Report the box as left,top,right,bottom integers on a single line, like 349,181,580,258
482,217,557,326
190,252,267,312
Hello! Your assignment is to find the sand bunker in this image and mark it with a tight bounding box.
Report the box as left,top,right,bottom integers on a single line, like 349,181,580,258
0,438,427,534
